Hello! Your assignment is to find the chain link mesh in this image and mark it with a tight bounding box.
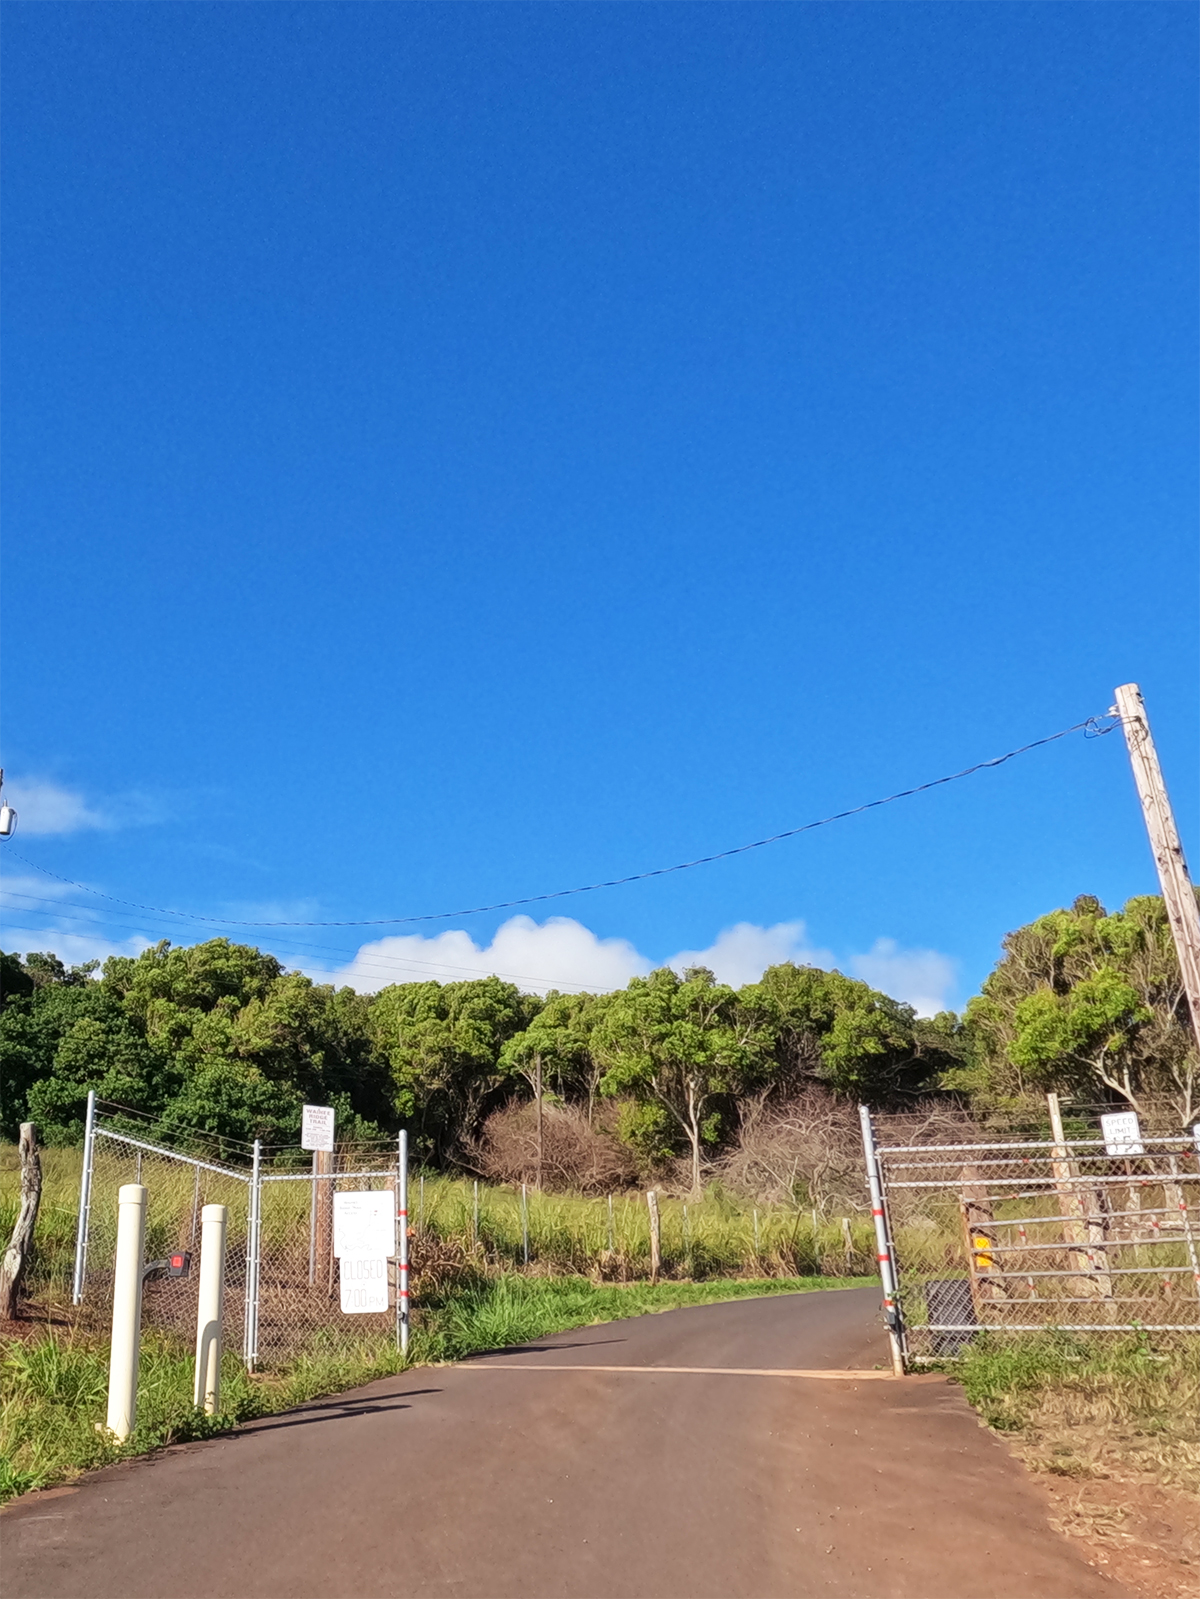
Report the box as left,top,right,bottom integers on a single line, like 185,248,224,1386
255,1156,399,1364
79,1130,250,1360
870,1118,1200,1361
75,1111,403,1368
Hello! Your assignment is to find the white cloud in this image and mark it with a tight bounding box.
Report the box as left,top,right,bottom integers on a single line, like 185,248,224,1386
0,874,151,969
848,938,957,1017
3,778,107,835
0,874,959,1014
328,915,653,996
0,922,152,970
666,921,835,988
325,913,954,1011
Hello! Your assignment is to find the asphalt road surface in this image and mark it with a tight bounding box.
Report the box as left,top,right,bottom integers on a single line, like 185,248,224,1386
3,1287,1128,1599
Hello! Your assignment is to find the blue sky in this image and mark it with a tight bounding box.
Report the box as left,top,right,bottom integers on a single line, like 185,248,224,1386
2,2,1196,1013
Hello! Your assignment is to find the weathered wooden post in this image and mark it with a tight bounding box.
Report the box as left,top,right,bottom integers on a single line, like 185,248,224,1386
646,1190,661,1283
1047,1093,1111,1298
315,1147,334,1297
0,1123,42,1319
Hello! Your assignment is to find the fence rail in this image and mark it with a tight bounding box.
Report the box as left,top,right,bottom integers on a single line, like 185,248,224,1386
862,1107,1200,1365
72,1097,404,1369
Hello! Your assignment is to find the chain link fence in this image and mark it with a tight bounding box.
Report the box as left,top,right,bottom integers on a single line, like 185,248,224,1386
73,1101,404,1368
70,1099,881,1370
864,1108,1200,1364
74,1121,251,1359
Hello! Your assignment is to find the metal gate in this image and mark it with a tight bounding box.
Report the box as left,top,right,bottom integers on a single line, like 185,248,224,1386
861,1109,1200,1366
72,1095,404,1369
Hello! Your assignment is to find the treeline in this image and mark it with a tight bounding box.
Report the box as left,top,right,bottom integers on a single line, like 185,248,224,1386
0,892,1194,1187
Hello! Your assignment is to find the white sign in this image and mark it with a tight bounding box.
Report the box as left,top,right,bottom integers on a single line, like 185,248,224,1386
301,1104,335,1153
1100,1111,1144,1158
333,1190,395,1259
1193,1123,1200,1156
339,1256,390,1314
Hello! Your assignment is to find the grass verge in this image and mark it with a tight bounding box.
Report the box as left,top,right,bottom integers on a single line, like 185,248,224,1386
953,1331,1199,1493
1,1273,874,1502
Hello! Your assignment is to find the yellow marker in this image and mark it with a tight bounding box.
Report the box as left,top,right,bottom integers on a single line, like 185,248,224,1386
972,1233,994,1271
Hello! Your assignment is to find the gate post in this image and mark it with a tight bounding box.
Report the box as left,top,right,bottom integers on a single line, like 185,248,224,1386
397,1129,410,1355
194,1204,228,1414
859,1106,905,1377
243,1140,262,1370
72,1090,97,1306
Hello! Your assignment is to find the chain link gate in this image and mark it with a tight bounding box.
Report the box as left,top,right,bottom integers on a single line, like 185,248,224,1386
861,1107,1200,1366
72,1097,404,1369
72,1106,252,1358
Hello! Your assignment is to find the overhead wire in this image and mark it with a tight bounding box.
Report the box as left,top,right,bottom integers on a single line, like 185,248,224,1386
5,711,1118,932
0,891,605,992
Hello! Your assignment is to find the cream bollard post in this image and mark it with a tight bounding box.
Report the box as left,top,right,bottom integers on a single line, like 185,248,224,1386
193,1204,228,1414
106,1183,148,1441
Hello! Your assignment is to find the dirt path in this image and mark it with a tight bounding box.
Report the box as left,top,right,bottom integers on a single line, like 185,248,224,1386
3,1287,1129,1599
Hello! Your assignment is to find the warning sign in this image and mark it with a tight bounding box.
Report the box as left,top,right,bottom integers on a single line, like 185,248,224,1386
339,1256,389,1314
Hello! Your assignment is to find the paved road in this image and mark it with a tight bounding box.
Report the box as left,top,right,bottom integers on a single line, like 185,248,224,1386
4,1287,1127,1599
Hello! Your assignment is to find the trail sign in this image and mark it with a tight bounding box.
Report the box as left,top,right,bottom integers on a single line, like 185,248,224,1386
333,1190,395,1258
339,1256,389,1314
1100,1111,1144,1157
301,1104,335,1153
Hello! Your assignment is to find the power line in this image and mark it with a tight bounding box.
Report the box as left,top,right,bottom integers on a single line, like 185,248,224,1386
7,712,1117,930
0,892,607,993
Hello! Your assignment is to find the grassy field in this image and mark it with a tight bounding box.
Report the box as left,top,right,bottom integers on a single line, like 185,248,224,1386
0,1142,878,1309
0,1273,873,1501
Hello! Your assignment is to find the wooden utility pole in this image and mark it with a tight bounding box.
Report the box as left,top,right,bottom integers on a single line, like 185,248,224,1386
1114,683,1200,1059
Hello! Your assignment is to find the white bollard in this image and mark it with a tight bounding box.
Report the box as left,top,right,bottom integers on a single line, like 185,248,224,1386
106,1183,147,1441
193,1204,228,1414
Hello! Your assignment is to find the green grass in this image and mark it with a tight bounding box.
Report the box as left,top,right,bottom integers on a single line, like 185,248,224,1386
0,1273,875,1502
1,1143,878,1308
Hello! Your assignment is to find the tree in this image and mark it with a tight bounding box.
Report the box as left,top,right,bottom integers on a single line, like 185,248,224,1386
956,894,1198,1126
372,977,539,1159
739,963,934,1102
157,1057,304,1147
0,973,165,1140
594,967,772,1196
498,991,605,1188
230,972,391,1131
23,998,171,1143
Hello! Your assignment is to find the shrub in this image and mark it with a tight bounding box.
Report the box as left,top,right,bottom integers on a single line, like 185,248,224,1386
473,1100,638,1193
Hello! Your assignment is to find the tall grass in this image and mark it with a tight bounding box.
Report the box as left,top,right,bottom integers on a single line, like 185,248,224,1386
0,1143,878,1307
412,1169,873,1279
0,1272,871,1501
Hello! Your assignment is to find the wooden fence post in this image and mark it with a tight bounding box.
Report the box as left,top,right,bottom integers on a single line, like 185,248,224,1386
1047,1093,1111,1298
0,1124,42,1319
314,1148,335,1297
646,1190,661,1283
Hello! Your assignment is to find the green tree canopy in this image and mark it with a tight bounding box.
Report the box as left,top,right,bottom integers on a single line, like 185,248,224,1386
739,963,936,1101
372,976,540,1159
594,967,772,1195
954,894,1197,1126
